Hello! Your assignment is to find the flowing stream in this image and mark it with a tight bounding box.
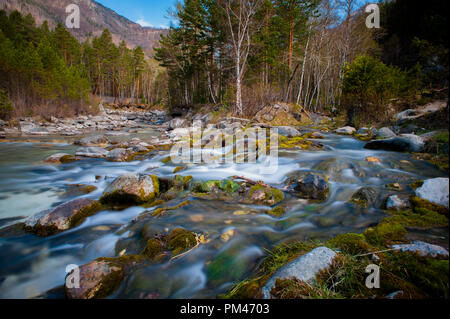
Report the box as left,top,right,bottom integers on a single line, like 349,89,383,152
0,129,447,299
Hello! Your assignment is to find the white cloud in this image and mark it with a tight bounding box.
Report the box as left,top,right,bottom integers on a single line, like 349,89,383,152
159,25,169,29
136,18,153,28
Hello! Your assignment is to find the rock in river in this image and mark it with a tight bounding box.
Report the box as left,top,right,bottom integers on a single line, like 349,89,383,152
415,178,449,208
25,198,102,236
377,127,396,139
335,126,356,135
262,247,336,299
74,135,109,146
290,173,330,201
277,126,301,138
76,146,108,158
106,148,129,162
65,259,124,299
100,173,159,205
364,134,425,153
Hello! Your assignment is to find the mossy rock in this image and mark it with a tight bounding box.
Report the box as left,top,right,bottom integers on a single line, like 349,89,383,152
167,228,197,256
328,233,372,255
266,206,286,218
221,275,269,299
248,184,285,206
142,238,166,261
350,187,377,208
384,209,448,229
60,155,77,163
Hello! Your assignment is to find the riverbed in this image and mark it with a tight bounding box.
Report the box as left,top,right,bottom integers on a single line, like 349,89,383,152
0,129,447,299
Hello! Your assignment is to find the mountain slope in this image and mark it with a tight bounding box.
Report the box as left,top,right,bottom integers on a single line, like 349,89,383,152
0,0,168,53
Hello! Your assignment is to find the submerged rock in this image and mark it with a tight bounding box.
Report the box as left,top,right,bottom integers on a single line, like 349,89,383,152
392,241,449,258
290,174,330,201
100,173,158,205
386,195,409,210
364,134,425,153
25,198,102,236
262,247,336,299
415,178,449,208
350,187,377,208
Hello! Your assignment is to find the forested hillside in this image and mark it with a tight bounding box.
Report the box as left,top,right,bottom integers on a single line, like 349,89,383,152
156,0,448,124
0,10,166,118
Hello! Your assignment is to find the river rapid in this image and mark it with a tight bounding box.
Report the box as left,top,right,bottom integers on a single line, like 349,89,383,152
0,128,447,299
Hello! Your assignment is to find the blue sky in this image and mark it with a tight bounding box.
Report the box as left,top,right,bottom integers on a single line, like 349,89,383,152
96,0,178,29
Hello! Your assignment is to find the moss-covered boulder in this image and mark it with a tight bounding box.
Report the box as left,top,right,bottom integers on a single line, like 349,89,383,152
100,173,159,206
24,198,103,236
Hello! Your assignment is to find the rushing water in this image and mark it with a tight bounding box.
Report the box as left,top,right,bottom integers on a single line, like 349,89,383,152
0,129,447,299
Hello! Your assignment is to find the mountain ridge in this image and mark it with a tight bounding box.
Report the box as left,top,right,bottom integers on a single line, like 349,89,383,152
0,0,168,53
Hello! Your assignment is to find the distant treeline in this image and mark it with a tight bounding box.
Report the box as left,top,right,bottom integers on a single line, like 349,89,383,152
0,10,166,119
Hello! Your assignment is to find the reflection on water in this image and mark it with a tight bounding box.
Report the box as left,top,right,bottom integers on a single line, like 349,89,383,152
0,130,447,298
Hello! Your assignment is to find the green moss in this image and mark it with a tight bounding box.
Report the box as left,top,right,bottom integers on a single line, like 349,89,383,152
221,180,241,193
221,275,269,299
69,201,104,228
409,180,424,190
150,175,160,197
328,233,372,255
363,222,407,246
161,156,171,164
142,238,166,260
261,241,318,275
167,228,197,256
410,196,448,216
266,206,286,217
385,183,402,191
173,166,185,174
385,209,448,229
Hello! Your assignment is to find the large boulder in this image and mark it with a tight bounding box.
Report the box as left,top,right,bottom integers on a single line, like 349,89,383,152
168,118,187,130
25,198,101,236
335,126,356,135
364,134,425,153
262,247,336,299
415,178,449,208
74,135,109,146
100,173,159,205
277,126,301,138
377,127,396,139
290,174,330,201
76,147,108,158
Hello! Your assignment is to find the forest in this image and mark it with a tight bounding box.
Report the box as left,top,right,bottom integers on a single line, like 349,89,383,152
0,10,166,118
0,0,448,125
